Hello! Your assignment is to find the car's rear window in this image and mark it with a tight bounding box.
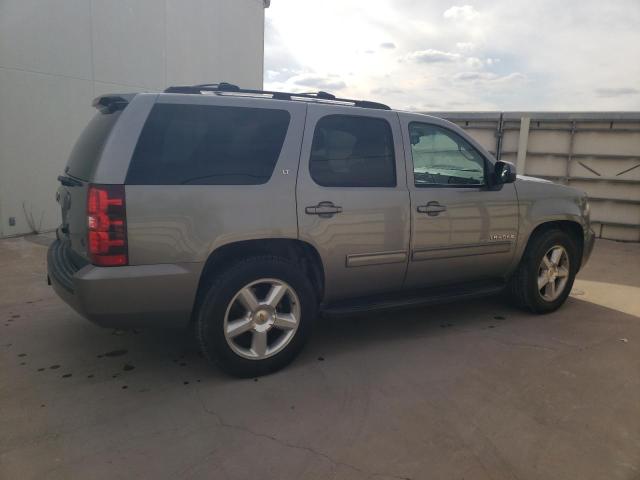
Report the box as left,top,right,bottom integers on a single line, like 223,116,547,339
65,110,122,181
126,104,291,185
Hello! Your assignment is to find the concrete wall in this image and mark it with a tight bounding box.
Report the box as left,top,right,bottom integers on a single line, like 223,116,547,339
0,0,266,237
428,112,640,242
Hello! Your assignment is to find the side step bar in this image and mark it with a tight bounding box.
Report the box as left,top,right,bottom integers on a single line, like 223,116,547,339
321,280,506,317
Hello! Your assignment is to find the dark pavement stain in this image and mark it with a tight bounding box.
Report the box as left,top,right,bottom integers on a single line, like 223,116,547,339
62,373,72,378
50,365,60,370
37,368,45,372
253,378,258,382
494,315,506,320
183,381,189,385
11,315,20,319
87,374,94,378
318,356,325,361
121,385,128,390
123,364,135,372
20,362,26,366
103,349,127,358
18,353,27,357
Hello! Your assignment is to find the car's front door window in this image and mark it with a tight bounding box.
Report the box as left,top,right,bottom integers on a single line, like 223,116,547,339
409,123,486,187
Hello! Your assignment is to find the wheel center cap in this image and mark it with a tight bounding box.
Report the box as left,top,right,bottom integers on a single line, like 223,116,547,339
253,308,274,328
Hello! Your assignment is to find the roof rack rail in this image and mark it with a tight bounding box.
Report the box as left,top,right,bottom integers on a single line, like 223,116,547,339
163,82,391,110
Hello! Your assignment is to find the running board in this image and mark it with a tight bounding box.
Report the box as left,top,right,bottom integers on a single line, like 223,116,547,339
321,280,506,317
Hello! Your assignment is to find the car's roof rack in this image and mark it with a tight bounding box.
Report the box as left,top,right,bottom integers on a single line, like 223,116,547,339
163,82,391,110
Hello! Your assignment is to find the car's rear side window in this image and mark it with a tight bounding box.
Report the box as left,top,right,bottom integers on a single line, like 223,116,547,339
66,110,122,181
126,104,290,185
309,115,396,187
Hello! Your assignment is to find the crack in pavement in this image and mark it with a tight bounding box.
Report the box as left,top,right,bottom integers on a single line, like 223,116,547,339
193,388,409,480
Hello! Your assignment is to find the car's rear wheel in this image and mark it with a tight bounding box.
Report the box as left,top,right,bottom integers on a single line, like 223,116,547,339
196,256,317,377
508,229,579,313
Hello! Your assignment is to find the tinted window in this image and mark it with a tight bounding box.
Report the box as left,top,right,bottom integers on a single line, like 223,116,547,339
66,110,122,180
409,123,486,187
310,115,396,187
126,104,290,185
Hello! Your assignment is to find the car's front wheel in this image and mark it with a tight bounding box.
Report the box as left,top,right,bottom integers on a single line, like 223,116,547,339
196,256,317,377
508,228,579,313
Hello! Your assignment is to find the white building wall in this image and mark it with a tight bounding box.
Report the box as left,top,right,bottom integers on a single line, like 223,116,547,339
0,0,265,237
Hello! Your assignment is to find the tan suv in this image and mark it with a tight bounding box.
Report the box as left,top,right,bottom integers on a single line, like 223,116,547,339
48,83,595,377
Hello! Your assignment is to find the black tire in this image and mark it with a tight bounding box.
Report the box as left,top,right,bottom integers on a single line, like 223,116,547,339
196,256,317,377
508,228,579,313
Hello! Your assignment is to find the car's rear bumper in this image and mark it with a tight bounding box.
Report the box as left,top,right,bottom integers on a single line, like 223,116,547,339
47,239,201,328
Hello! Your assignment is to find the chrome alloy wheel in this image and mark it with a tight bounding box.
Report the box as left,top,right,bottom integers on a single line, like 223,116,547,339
538,245,570,302
223,278,301,360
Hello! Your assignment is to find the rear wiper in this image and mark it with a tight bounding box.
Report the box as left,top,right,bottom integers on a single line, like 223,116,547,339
57,175,82,187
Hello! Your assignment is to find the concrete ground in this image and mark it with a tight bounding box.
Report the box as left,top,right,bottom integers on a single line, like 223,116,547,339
1,236,639,480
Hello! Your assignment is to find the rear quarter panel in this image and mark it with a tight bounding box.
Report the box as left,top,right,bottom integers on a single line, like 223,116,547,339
124,95,307,265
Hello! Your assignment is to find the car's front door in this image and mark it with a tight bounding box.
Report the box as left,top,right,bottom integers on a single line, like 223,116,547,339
400,116,519,289
296,105,410,302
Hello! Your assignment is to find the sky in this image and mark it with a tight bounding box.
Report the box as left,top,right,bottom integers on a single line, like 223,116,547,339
264,0,640,111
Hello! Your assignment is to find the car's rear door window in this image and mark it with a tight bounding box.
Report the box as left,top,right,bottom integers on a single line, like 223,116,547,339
309,115,396,187
126,104,290,185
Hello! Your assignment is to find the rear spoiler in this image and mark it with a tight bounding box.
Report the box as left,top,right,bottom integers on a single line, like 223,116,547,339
92,94,135,113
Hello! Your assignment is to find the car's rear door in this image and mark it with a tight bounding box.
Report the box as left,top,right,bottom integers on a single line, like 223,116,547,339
57,102,126,259
400,114,519,288
296,105,410,302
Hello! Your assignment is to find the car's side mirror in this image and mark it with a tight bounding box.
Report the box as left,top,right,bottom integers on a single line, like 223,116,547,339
494,161,517,184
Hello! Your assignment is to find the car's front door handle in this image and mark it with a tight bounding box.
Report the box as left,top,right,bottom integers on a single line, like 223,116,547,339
417,201,447,216
305,201,343,218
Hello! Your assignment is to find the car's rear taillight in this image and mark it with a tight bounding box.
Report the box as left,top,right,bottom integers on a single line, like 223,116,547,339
87,184,128,267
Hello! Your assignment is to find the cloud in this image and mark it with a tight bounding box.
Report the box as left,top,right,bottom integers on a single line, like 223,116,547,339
407,49,461,63
453,71,526,83
380,42,396,49
456,42,475,52
443,5,479,22
289,74,346,91
595,87,639,97
265,68,299,82
407,50,496,70
371,86,404,96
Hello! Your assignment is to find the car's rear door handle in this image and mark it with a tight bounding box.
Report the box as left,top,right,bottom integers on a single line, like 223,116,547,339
417,201,447,216
305,201,343,218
